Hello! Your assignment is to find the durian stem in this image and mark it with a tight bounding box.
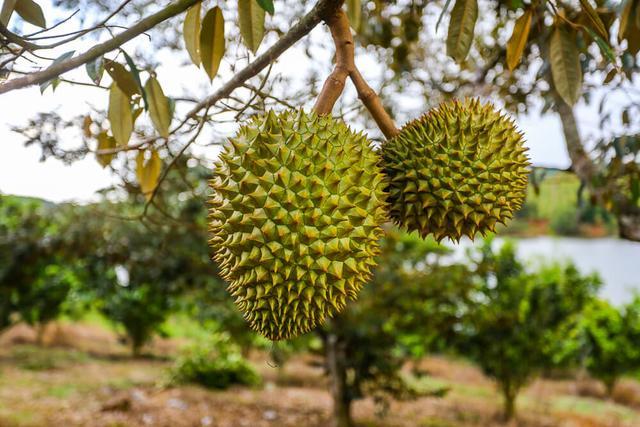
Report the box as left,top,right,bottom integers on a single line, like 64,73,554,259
313,8,354,116
349,68,400,139
313,9,400,139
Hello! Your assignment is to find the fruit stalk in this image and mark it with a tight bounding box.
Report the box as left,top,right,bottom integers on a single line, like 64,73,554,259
313,8,400,139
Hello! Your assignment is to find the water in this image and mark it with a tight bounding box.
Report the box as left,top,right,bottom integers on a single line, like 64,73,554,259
445,237,640,305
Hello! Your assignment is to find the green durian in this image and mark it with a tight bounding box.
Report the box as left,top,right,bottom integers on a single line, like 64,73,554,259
209,110,387,341
381,98,530,241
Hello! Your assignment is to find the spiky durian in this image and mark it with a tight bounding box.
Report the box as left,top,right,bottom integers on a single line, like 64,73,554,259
381,98,530,241
209,110,387,341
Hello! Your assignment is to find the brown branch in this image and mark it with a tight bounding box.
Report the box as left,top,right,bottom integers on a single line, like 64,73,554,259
312,8,399,138
0,0,201,94
313,7,353,115
349,68,399,138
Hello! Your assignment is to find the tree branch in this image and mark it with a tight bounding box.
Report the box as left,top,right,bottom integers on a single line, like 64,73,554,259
312,8,399,138
0,0,201,94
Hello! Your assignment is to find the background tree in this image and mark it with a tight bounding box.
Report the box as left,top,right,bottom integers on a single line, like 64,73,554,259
570,297,640,396
460,240,601,420
319,229,473,427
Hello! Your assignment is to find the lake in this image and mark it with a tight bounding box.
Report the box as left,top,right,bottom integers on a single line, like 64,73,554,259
445,237,640,305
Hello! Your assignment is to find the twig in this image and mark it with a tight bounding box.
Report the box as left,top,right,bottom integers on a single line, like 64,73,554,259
0,0,201,94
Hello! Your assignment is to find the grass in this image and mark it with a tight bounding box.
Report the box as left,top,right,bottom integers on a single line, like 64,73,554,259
553,395,640,422
0,323,639,427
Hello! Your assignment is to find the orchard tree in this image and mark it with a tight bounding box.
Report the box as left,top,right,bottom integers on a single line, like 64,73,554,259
0,195,85,337
572,297,640,395
317,229,473,427
460,241,600,420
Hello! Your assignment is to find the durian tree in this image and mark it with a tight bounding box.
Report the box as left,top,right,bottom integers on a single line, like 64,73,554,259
459,240,601,420
563,297,640,396
316,229,474,426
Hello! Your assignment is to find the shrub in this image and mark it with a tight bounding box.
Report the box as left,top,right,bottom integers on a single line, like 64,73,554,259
170,333,260,389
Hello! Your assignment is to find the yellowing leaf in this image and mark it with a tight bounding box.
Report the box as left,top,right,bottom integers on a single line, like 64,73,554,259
104,60,140,98
136,149,162,200
183,2,202,66
550,25,583,106
238,0,265,54
200,6,225,81
618,0,636,43
82,115,93,138
346,0,361,33
506,9,532,71
108,83,133,146
145,76,172,138
96,132,116,168
579,0,608,41
0,0,17,25
446,0,478,63
14,0,45,28
603,68,617,84
619,0,640,54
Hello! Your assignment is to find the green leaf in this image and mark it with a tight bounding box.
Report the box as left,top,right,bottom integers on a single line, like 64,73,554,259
584,27,617,64
96,131,116,168
86,56,104,85
200,6,225,81
0,0,17,26
506,9,532,71
104,60,140,98
136,149,162,200
121,50,148,110
183,2,202,66
579,0,608,41
238,0,265,54
145,76,172,138
436,0,453,32
108,83,133,146
550,24,583,106
39,50,74,93
346,0,361,33
446,0,478,63
14,0,45,28
256,0,274,15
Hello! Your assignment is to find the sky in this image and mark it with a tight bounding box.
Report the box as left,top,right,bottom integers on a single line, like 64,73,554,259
0,1,634,203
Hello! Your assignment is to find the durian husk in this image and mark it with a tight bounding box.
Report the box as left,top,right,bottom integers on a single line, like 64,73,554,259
209,110,387,340
381,98,530,241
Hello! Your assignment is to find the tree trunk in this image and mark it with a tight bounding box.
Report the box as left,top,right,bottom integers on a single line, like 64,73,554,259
36,323,47,346
556,99,640,241
618,208,640,241
501,382,518,422
604,377,617,398
326,332,352,427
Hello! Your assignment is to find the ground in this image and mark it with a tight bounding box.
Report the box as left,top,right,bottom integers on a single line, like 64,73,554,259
0,322,639,427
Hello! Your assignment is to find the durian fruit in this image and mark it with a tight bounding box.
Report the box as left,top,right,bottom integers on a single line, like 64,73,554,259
209,110,387,341
381,98,530,241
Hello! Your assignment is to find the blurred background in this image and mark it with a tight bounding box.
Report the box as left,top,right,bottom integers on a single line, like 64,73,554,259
1,0,640,426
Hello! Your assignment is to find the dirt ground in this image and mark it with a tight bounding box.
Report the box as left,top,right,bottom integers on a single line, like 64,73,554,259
1,323,639,427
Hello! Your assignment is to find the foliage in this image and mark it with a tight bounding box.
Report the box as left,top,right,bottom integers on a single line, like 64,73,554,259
169,332,261,389
320,229,472,419
0,195,83,334
565,297,640,395
99,283,171,356
460,240,601,420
